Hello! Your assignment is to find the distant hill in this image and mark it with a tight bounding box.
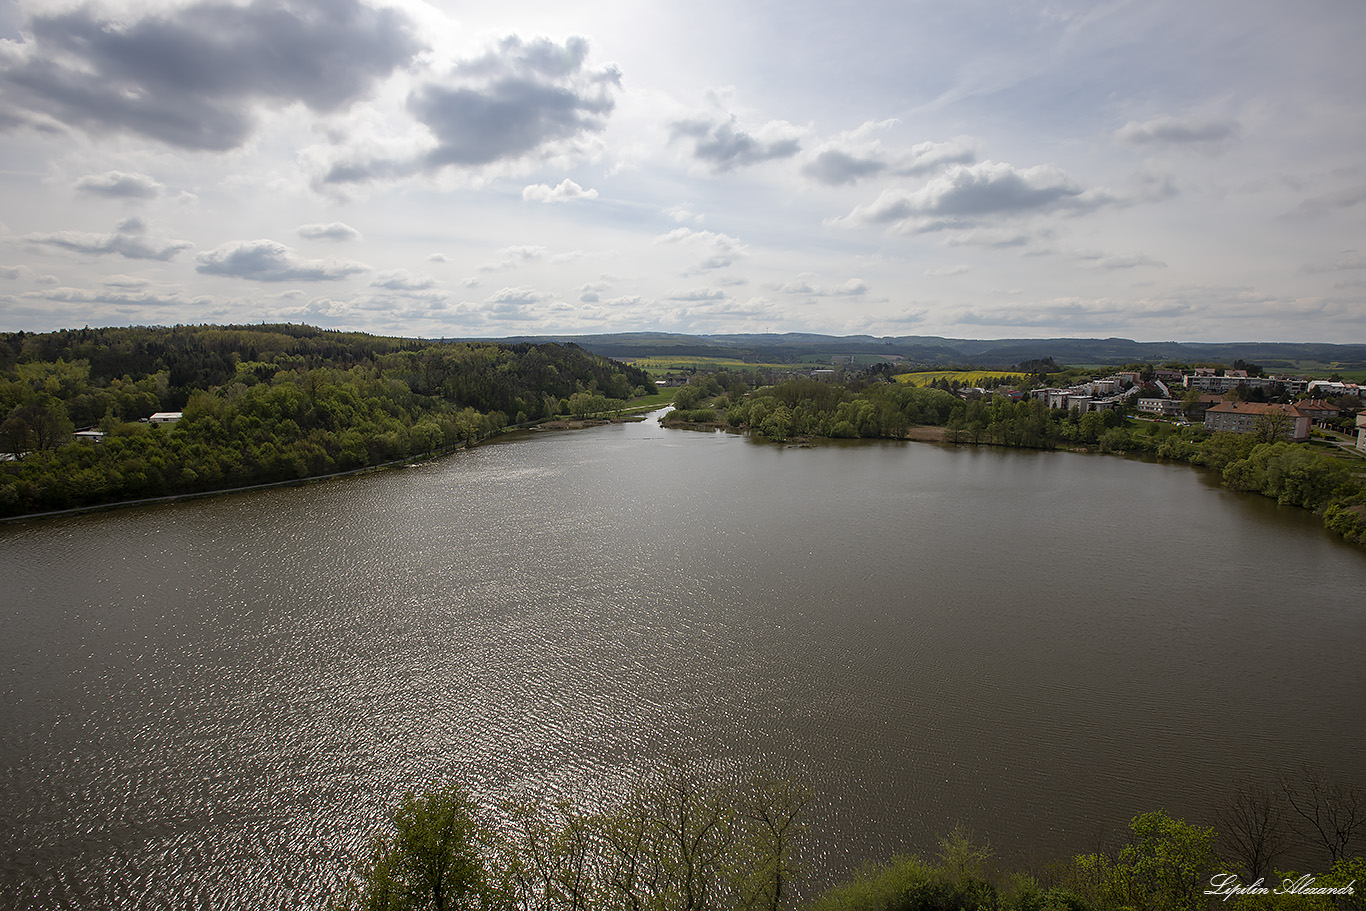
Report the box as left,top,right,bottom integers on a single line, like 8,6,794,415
457,332,1366,371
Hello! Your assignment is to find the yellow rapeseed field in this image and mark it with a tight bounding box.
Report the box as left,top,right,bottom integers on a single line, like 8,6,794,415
893,370,1025,386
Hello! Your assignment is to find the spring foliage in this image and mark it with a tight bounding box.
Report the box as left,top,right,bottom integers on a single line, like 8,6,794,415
0,324,650,516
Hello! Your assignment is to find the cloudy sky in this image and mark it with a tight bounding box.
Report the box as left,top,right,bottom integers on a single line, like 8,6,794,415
1,0,1363,342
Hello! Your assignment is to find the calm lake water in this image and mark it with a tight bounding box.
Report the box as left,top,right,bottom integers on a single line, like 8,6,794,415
3,411,1365,909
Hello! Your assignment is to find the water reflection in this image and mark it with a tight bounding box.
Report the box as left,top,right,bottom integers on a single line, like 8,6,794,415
2,415,1364,909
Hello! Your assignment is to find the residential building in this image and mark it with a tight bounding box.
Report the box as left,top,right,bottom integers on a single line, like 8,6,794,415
1203,402,1310,441
1183,373,1307,394
1307,380,1360,396
1137,398,1183,416
1294,399,1341,427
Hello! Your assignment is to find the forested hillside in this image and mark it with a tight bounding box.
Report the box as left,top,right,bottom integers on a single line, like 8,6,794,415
483,330,1366,371
0,324,651,517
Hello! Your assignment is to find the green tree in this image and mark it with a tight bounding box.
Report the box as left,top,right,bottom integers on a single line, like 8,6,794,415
1117,810,1219,911
346,785,488,911
935,823,993,884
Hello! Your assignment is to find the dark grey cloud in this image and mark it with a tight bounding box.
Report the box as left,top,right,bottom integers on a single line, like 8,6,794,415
1301,251,1366,273
74,170,164,199
836,161,1114,233
1117,116,1238,146
1,264,59,283
883,309,928,326
26,217,192,260
21,286,211,309
944,226,1054,248
802,150,886,186
671,114,801,172
1291,185,1366,217
19,285,213,314
195,239,368,281
324,36,619,183
297,222,363,242
0,0,422,150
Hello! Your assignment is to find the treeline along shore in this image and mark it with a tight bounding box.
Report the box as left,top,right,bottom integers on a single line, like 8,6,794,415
341,769,1365,911
662,371,1366,548
5,323,1366,548
0,324,652,518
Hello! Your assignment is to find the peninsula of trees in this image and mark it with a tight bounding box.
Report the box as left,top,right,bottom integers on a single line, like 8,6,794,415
0,324,652,517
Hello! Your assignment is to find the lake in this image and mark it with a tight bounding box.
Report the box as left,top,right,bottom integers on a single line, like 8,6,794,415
3,411,1364,909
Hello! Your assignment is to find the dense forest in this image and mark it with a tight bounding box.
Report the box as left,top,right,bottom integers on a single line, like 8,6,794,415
664,373,1366,547
0,324,652,517
339,769,1365,911
478,330,1366,371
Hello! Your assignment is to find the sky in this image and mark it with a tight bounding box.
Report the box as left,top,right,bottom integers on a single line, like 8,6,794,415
0,0,1363,343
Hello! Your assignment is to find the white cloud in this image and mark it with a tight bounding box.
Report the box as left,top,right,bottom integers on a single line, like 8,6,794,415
480,245,548,271
655,227,748,271
776,276,869,296
665,205,704,224
522,178,598,203
297,222,363,242
666,288,727,302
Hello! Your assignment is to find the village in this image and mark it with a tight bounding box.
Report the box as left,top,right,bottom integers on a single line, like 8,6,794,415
999,368,1364,454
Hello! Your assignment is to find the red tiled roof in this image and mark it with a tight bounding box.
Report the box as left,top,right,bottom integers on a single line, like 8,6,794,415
1205,402,1301,416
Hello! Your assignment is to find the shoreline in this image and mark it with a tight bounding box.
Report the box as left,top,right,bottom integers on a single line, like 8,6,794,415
0,410,663,524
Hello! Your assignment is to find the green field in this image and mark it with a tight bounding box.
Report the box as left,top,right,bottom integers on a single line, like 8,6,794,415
893,369,1026,387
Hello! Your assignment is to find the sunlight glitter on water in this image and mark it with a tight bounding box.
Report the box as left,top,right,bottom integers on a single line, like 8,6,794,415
2,416,1364,908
